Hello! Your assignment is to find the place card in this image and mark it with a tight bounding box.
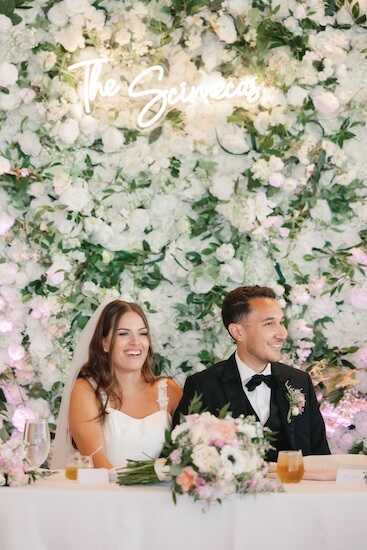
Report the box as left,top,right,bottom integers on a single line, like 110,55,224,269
77,468,109,484
336,469,367,484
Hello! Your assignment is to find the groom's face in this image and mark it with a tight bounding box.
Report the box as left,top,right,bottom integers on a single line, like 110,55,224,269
230,297,287,372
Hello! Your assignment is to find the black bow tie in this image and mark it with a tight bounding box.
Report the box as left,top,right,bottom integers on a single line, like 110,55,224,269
245,373,278,392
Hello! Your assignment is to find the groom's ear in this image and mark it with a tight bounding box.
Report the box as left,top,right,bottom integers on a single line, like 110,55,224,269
228,322,244,342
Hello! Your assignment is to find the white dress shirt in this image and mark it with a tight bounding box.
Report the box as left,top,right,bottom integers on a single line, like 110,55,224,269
235,352,272,425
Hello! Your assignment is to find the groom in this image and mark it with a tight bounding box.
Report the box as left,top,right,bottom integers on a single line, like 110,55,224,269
173,285,330,461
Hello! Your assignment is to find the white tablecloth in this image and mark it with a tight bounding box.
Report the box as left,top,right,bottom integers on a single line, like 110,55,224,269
1,471,366,550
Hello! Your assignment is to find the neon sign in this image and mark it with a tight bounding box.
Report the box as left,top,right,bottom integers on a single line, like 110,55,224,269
68,59,261,129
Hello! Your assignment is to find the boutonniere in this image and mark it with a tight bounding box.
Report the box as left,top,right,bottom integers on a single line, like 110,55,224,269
285,381,306,423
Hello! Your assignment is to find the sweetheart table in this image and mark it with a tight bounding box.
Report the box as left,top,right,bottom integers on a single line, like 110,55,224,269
1,471,366,550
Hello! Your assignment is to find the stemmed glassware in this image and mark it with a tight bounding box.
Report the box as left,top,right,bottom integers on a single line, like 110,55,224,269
23,419,51,469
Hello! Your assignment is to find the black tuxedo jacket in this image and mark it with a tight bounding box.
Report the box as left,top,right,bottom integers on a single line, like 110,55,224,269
172,353,330,456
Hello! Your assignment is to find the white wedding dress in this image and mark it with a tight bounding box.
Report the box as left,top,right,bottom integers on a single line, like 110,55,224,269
51,299,173,470
101,378,172,467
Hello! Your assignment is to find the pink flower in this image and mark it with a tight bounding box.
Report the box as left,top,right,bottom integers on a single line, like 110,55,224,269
169,448,182,464
176,467,197,492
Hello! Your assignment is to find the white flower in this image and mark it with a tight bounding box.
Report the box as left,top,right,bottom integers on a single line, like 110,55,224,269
210,175,235,200
220,445,252,475
0,213,15,234
47,3,69,26
212,14,237,44
18,130,42,156
102,127,124,153
312,91,340,115
59,183,90,212
56,119,80,144
215,243,235,262
0,156,11,174
0,62,18,87
64,0,91,16
191,444,221,473
286,85,309,106
54,25,85,52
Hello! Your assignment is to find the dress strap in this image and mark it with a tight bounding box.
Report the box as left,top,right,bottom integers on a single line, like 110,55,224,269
87,377,108,406
156,378,169,411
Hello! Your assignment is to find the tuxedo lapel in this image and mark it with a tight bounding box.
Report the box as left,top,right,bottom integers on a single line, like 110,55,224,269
271,363,296,449
221,354,258,419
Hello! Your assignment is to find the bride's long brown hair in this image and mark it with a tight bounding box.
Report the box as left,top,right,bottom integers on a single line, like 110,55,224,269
78,300,155,421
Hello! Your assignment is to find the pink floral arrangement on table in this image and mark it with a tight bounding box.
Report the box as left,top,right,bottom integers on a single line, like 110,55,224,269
117,408,282,511
0,435,38,487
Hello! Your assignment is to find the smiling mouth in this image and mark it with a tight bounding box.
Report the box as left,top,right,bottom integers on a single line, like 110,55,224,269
125,351,141,356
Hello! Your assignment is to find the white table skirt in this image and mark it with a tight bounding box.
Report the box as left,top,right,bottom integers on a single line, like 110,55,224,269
1,471,366,550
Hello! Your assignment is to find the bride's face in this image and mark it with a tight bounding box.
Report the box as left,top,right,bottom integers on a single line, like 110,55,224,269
104,311,149,372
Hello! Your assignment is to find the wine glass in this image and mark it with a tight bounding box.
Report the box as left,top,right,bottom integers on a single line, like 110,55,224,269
23,419,51,469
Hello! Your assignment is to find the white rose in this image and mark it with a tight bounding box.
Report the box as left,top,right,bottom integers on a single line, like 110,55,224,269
213,14,237,43
268,172,284,187
310,199,332,223
102,127,124,153
188,269,216,294
219,258,244,283
0,88,21,110
18,130,42,156
80,115,98,136
0,156,11,174
312,91,340,115
0,62,18,86
46,257,72,285
210,175,235,200
47,3,69,26
0,213,14,234
223,0,250,14
192,444,221,473
0,14,12,31
11,406,37,432
59,184,90,212
215,243,235,262
0,316,13,332
8,344,26,361
160,254,188,282
286,85,309,106
0,263,18,285
219,133,249,154
114,28,131,46
287,319,313,339
54,26,85,52
64,0,91,16
57,119,80,144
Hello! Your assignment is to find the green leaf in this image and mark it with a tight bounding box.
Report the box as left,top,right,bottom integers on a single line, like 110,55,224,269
217,402,232,419
187,392,206,414
149,126,162,144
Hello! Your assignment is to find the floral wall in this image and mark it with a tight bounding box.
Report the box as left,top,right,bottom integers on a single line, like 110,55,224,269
0,0,366,454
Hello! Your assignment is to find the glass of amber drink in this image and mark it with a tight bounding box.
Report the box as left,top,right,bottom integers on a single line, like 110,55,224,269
65,452,93,480
277,450,304,483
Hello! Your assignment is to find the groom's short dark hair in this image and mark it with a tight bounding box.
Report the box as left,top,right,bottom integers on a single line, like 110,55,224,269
221,285,277,330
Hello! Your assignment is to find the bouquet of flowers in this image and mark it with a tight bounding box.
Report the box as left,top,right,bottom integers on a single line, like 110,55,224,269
0,435,39,487
116,408,282,510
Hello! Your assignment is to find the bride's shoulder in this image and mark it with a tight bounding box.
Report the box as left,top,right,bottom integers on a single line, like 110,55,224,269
72,377,96,395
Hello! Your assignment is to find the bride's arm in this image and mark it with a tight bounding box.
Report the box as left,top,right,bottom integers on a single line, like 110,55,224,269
69,378,113,469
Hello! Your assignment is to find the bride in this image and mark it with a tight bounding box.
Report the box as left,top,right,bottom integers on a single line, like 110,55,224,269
51,299,182,469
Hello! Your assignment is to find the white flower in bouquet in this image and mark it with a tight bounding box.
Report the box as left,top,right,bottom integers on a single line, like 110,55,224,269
192,444,221,473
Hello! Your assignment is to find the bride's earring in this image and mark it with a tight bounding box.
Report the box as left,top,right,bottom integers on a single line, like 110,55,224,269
103,347,108,353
